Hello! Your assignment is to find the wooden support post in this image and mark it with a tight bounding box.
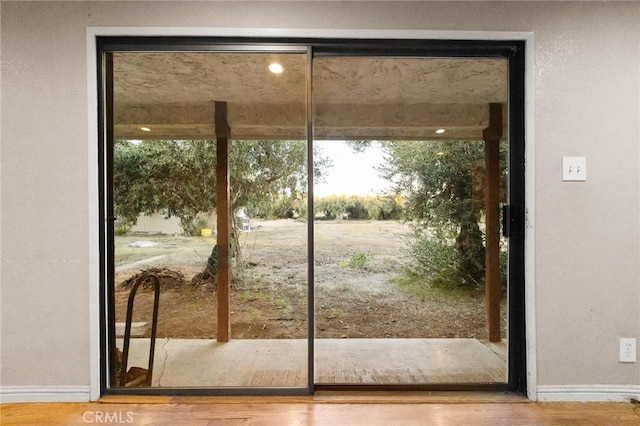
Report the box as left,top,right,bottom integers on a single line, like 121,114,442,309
215,101,231,342
483,103,503,343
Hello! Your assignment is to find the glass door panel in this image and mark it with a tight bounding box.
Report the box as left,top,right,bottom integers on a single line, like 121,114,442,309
312,55,508,385
110,51,309,389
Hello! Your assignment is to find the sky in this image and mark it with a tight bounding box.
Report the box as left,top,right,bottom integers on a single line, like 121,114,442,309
313,141,390,197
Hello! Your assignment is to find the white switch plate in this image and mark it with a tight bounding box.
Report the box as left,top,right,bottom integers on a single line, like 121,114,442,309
562,157,586,181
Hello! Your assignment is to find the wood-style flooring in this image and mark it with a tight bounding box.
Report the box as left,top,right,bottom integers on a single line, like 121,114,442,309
2,394,639,425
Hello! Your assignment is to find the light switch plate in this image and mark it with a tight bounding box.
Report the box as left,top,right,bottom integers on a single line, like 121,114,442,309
562,157,586,181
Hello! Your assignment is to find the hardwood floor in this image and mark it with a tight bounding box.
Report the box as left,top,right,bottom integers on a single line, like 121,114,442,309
2,395,639,425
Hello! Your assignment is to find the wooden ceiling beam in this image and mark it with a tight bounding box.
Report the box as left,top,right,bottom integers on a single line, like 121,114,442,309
114,102,492,141
115,102,489,128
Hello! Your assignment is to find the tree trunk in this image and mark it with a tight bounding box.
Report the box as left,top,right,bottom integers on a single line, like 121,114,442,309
191,230,240,288
190,245,218,287
455,220,485,287
180,216,197,237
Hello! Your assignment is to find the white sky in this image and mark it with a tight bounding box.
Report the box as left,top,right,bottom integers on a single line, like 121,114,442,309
314,141,390,197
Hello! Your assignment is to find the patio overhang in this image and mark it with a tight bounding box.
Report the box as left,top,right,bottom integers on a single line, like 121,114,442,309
112,53,507,142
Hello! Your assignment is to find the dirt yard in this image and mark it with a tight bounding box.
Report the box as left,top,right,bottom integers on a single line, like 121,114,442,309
114,220,505,341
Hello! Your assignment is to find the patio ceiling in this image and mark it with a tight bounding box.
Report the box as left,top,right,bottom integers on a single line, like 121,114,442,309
113,52,507,141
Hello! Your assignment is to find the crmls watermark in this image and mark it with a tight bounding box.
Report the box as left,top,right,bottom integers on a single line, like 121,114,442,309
82,411,135,424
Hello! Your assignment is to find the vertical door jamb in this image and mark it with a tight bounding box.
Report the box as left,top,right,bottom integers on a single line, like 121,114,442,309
103,51,118,388
306,46,316,393
507,43,527,394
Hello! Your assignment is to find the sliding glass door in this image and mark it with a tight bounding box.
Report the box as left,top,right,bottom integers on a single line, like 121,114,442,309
100,38,525,395
312,55,509,386
105,48,311,391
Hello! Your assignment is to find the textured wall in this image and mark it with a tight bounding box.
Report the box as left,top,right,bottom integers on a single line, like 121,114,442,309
1,1,639,397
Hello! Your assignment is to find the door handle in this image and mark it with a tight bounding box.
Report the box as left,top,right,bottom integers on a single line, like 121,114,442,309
502,205,512,238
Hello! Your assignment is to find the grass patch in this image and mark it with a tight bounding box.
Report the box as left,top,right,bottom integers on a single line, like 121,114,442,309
236,289,269,302
274,297,294,315
341,252,370,268
392,272,480,302
324,308,343,319
114,234,214,267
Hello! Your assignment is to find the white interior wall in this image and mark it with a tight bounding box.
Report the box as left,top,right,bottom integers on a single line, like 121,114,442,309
1,1,639,403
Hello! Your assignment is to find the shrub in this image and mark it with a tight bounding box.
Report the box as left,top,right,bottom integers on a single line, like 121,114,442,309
191,217,211,236
115,225,130,236
402,225,507,291
254,195,307,219
313,194,404,220
403,232,458,288
341,252,369,268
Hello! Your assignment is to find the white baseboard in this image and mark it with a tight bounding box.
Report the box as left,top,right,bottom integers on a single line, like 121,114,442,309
3,384,638,403
0,386,91,403
537,385,640,402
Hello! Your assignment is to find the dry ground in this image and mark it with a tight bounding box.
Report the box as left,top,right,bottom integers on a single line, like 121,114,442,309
114,219,505,341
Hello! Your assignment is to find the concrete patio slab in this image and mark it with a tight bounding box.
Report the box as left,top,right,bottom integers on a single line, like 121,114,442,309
118,338,506,388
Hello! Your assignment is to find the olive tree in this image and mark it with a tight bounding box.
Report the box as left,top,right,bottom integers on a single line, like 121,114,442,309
379,140,505,288
114,139,324,235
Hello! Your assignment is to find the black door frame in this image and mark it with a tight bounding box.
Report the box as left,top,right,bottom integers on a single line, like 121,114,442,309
97,36,526,397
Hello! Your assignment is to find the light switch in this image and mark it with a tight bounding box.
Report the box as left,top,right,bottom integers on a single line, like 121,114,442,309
562,157,586,181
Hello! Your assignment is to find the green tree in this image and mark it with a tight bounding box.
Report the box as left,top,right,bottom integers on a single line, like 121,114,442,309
380,140,503,288
114,139,327,235
229,140,314,219
114,140,217,236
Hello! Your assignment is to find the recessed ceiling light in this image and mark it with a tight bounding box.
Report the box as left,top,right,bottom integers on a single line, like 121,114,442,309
140,127,151,132
435,129,446,134
269,63,284,74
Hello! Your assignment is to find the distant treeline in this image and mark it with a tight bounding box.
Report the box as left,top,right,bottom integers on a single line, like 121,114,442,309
256,194,405,221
